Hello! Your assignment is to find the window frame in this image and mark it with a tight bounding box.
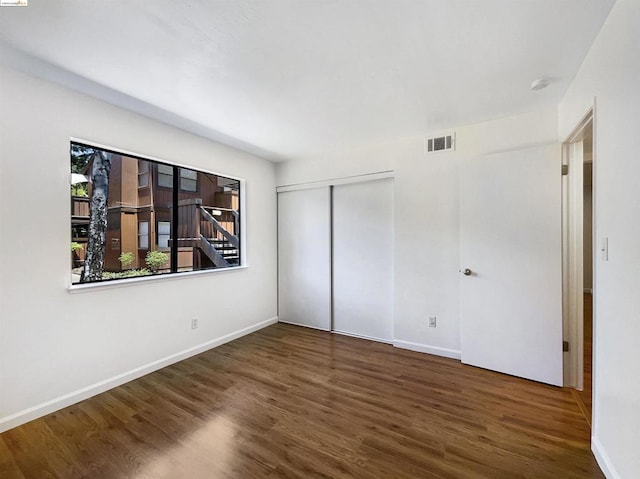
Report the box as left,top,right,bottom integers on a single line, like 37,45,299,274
137,159,149,188
157,220,171,250
156,163,173,189
179,167,198,192
138,220,149,250
69,138,246,290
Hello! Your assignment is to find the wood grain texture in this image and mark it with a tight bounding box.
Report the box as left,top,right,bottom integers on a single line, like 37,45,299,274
1,323,603,478
573,293,594,427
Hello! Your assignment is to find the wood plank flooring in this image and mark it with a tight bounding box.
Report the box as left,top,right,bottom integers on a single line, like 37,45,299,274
1,323,603,478
573,293,593,426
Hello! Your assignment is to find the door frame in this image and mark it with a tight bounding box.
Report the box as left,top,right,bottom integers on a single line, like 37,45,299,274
276,170,394,193
562,107,595,391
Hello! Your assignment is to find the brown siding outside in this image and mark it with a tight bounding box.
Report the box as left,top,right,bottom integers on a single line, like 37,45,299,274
104,209,121,271
120,156,138,207
107,155,123,208
120,212,138,269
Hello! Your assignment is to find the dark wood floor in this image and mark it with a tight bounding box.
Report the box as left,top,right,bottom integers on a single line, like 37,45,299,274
1,323,603,479
573,293,594,426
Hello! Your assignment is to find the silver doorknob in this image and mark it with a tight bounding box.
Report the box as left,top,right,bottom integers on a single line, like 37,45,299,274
462,268,472,276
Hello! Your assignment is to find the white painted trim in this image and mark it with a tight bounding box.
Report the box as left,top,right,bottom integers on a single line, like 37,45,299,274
276,170,394,193
568,140,585,390
562,143,571,387
332,330,393,345
69,265,248,293
564,106,595,143
562,108,593,389
278,319,330,332
239,176,248,267
0,316,278,433
393,340,461,360
592,436,621,479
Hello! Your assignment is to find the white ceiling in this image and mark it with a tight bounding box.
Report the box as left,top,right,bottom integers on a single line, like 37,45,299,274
0,1,615,161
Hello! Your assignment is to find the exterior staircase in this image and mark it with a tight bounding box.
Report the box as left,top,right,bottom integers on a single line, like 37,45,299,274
197,205,240,267
199,236,240,267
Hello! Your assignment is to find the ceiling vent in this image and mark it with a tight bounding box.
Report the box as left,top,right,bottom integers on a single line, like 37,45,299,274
425,133,455,154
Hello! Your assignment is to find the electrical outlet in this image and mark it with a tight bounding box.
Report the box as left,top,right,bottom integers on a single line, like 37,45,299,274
428,316,437,328
191,318,199,329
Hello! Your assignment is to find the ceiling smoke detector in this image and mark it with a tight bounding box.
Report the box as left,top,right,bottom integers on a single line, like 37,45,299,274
530,78,549,91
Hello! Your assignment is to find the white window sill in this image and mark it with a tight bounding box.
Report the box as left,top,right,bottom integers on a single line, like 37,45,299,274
68,265,247,294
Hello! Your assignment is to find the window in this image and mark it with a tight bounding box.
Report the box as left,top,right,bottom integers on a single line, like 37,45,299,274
157,164,173,188
138,160,149,188
157,221,171,249
157,165,198,191
138,221,149,249
70,141,242,285
180,168,198,192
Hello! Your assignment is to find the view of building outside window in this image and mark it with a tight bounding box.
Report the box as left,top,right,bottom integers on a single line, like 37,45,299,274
70,142,241,284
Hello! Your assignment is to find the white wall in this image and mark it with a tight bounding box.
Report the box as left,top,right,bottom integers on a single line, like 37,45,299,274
276,107,558,358
0,65,278,431
558,1,640,477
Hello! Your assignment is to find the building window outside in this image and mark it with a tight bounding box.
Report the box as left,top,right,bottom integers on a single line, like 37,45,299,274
138,160,149,188
157,164,173,188
157,221,171,249
157,165,198,192
138,221,149,249
180,168,198,192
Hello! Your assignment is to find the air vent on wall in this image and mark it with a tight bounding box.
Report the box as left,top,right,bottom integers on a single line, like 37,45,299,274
425,133,455,153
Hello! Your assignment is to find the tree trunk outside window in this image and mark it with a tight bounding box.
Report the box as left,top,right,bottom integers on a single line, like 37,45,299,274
81,151,112,282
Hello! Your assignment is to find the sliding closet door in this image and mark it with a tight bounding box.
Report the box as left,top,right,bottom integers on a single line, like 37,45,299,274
278,187,331,330
333,178,394,342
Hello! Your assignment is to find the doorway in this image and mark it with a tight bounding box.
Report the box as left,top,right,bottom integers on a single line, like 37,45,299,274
578,126,594,423
562,110,595,425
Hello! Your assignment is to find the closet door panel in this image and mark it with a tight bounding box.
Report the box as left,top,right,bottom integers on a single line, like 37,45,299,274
333,179,394,341
278,188,331,330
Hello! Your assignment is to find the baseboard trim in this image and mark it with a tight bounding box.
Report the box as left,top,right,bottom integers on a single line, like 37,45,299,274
592,435,620,479
393,340,461,360
0,316,278,433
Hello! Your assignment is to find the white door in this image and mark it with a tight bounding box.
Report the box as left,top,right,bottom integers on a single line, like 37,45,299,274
460,145,563,386
278,187,331,330
565,140,585,389
333,179,394,342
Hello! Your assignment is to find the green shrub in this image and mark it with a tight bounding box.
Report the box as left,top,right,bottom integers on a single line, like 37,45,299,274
71,242,83,253
118,251,135,269
145,251,169,271
71,183,88,197
102,269,151,280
